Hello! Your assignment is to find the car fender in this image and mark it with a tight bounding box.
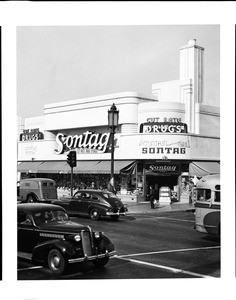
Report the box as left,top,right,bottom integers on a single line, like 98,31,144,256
32,239,76,263
97,232,115,252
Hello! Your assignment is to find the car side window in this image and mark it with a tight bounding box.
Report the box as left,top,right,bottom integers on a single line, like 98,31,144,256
74,192,82,199
81,193,90,200
18,212,32,225
91,194,99,201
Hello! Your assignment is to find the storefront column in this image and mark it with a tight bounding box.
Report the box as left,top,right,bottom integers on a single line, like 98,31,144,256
177,175,182,202
143,163,147,201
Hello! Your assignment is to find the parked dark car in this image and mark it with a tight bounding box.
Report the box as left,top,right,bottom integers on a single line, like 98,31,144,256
17,203,116,275
52,189,128,220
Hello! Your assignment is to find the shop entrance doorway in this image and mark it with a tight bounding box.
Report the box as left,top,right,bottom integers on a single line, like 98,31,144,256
146,174,179,200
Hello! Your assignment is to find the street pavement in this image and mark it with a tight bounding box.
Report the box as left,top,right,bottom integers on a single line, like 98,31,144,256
123,201,195,214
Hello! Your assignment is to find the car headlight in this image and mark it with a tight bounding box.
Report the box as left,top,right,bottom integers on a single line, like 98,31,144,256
94,231,100,239
74,234,81,242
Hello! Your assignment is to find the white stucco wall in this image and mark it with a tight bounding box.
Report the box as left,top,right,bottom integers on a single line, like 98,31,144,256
190,135,220,160
196,104,220,137
43,92,157,131
24,116,45,131
138,101,186,124
152,80,180,102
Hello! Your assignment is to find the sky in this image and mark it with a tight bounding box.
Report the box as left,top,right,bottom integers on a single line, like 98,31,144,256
17,25,220,119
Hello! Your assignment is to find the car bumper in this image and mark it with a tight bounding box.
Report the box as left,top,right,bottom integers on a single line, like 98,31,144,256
68,250,116,264
106,211,127,216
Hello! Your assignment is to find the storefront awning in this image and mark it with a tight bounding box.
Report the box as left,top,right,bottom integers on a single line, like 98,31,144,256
17,160,135,174
36,161,70,173
17,161,70,173
189,161,220,177
17,161,45,173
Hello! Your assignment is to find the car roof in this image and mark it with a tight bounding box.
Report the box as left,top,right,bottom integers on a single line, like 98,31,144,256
17,203,65,213
20,178,55,182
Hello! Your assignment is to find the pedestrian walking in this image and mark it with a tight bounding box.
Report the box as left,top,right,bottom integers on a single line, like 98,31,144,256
148,185,155,209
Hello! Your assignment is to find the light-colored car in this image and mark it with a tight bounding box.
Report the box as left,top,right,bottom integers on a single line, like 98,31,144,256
17,178,58,203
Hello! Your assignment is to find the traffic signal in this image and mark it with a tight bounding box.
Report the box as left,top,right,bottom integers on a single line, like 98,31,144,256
67,151,77,168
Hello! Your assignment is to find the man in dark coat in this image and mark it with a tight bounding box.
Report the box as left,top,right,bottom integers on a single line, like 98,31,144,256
149,185,155,209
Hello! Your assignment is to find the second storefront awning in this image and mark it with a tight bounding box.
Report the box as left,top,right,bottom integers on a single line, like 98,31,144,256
189,161,220,177
73,160,135,174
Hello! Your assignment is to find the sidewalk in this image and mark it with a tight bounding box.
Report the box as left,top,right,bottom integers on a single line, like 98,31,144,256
123,201,195,214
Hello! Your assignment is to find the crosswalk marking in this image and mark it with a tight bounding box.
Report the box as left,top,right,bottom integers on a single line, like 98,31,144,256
116,245,220,258
155,216,195,223
115,256,213,278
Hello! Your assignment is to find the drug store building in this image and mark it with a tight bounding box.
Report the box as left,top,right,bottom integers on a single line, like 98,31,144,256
17,39,220,203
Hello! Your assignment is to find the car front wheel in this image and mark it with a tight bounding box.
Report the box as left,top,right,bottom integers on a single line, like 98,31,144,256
48,249,67,275
89,208,100,220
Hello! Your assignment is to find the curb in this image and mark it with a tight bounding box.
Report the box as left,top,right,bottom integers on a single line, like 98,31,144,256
124,203,195,215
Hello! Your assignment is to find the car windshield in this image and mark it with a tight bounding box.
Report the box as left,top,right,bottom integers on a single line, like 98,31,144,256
32,210,70,226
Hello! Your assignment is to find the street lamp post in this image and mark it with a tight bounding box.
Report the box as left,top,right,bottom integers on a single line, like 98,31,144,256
108,103,119,193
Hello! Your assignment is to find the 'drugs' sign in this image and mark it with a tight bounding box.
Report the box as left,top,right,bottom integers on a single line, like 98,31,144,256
20,128,44,141
140,122,188,134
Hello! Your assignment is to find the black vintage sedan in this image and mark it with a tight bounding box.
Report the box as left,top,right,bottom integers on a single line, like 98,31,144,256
53,189,128,220
17,203,116,275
